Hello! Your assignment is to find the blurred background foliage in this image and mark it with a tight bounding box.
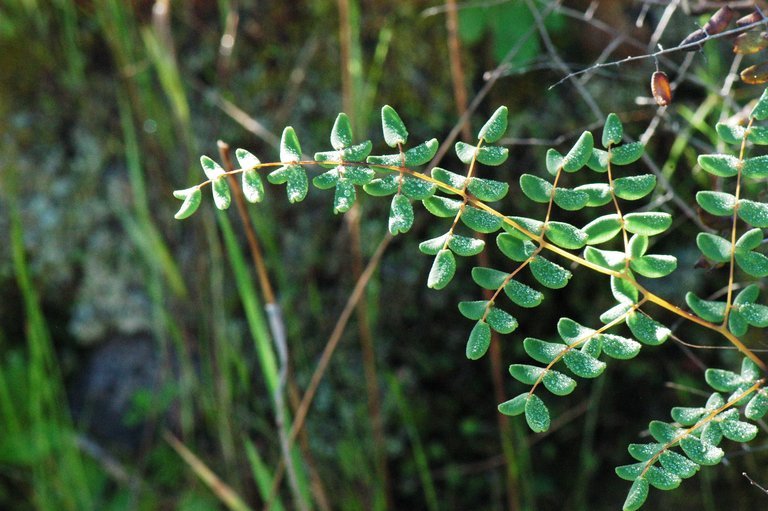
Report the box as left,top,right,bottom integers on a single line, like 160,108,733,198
0,0,767,510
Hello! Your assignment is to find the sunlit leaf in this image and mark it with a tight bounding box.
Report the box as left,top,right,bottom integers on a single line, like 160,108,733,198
602,113,623,147
696,191,736,216
583,214,622,245
613,175,656,200
427,249,456,289
381,105,408,147
611,142,644,165
697,154,740,177
173,187,202,219
478,106,508,143
466,320,491,360
524,394,550,432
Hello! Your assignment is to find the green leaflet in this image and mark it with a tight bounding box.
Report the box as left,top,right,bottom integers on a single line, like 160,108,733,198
236,148,261,169
738,199,768,227
402,175,437,199
719,419,758,442
602,113,623,147
542,370,577,396
735,250,768,277
696,233,731,263
173,187,202,219
695,191,736,216
448,234,485,256
557,317,593,345
613,175,656,200
742,154,768,178
314,142,373,167
454,141,477,164
363,174,400,196
332,179,356,213
745,389,768,420
546,148,564,175
432,167,466,191
268,164,308,203
497,233,536,261
211,176,232,210
466,320,491,360
612,275,639,304
509,364,544,385
200,155,226,180
563,349,606,378
498,393,527,416
478,106,508,143
553,187,589,210
751,87,768,120
427,249,456,289
503,216,544,239
600,302,632,324
523,338,566,364
623,212,672,236
648,420,679,443
715,122,745,144
476,145,509,166
389,193,414,234
524,394,550,432
404,139,439,166
697,154,740,177
519,173,553,203
423,196,462,217
616,462,645,481
456,142,508,165
544,221,587,249
628,235,648,259
472,266,508,289
622,477,649,511
280,126,302,162
645,466,681,491
419,233,449,255
627,311,670,346
704,368,744,392
242,168,265,203
685,292,725,323
670,406,706,426
486,307,518,334
658,451,699,479
601,334,641,360
583,214,622,245
629,255,677,278
679,436,723,465
610,142,644,165
504,279,544,308
458,300,489,321
331,112,353,150
467,177,508,201
587,148,609,172
529,256,571,289
575,183,612,207
562,131,594,172
584,246,625,271
367,139,438,167
461,205,503,233
381,105,408,147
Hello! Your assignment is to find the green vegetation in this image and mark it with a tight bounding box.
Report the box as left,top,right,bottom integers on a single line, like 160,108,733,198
2,1,768,510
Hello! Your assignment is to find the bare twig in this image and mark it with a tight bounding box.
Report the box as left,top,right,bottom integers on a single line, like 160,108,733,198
743,472,768,495
217,142,307,511
550,14,768,90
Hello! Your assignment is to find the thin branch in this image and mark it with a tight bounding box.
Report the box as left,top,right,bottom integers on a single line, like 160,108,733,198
549,16,768,90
